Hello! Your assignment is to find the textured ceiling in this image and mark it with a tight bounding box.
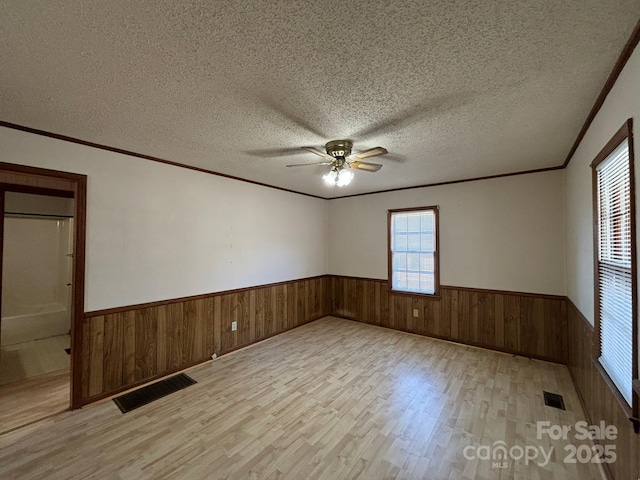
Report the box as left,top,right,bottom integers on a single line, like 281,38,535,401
1,1,639,198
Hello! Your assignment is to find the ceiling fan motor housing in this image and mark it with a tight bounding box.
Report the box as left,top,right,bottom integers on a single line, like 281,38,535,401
325,140,353,158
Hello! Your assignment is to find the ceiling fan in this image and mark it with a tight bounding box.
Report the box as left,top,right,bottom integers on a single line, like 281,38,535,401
287,140,388,186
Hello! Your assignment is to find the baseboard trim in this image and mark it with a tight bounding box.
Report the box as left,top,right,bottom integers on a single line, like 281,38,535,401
82,356,210,406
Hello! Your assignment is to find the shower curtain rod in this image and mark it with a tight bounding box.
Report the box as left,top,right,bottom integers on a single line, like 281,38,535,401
4,212,73,220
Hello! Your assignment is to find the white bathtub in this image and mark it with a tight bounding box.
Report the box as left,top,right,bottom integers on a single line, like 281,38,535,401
1,304,69,346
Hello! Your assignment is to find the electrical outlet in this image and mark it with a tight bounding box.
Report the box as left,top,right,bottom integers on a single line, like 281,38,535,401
231,321,237,331
413,308,419,318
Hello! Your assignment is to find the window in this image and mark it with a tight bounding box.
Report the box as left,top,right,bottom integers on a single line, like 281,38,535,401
388,206,439,295
592,119,637,414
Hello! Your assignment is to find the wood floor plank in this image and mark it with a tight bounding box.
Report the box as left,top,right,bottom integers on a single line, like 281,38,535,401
0,369,69,435
0,317,605,480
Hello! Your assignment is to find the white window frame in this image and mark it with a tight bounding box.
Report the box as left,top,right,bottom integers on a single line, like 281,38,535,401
591,119,638,427
388,206,440,296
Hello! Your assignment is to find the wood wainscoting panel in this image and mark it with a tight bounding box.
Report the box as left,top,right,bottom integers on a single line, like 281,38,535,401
102,312,125,393
134,307,158,382
82,276,330,404
329,276,568,364
81,275,564,405
567,300,640,480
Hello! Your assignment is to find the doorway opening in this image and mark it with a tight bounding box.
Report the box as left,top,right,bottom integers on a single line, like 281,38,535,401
0,163,86,434
1,192,74,387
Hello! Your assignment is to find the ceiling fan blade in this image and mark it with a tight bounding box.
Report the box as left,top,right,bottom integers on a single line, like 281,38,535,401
286,161,333,167
349,161,382,172
350,146,388,160
301,146,335,160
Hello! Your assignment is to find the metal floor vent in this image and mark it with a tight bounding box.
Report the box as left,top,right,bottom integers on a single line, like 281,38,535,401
543,391,565,410
113,373,197,413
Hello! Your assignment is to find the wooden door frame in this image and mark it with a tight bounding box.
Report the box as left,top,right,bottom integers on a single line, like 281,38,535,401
0,162,87,409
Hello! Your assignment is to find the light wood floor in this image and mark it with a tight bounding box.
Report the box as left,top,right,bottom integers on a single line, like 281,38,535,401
0,317,604,479
0,334,70,385
0,368,69,435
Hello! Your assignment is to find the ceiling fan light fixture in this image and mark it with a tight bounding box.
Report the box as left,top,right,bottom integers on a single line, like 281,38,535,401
322,166,353,187
294,140,387,187
323,169,338,185
336,168,354,187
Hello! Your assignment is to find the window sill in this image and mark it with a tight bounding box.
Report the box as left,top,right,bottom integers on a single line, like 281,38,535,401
388,288,441,300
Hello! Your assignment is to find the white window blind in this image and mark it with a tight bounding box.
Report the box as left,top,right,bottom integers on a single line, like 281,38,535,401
596,140,633,406
390,209,437,294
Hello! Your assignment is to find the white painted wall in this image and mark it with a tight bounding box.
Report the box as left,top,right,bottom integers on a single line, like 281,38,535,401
0,127,328,312
328,170,566,295
565,47,640,325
